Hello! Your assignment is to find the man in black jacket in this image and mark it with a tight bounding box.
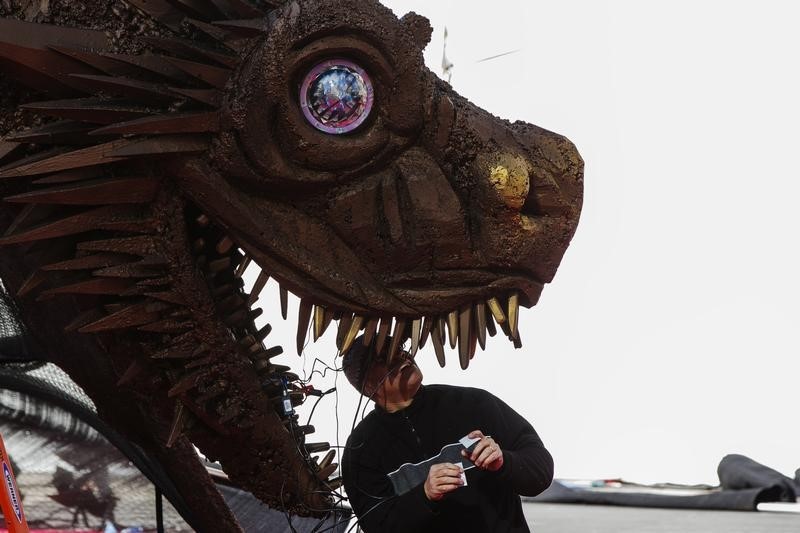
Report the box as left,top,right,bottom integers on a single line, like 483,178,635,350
341,336,553,532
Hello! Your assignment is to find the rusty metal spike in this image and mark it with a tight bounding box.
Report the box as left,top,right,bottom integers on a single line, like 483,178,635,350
458,305,472,370
0,140,131,179
64,308,105,332
296,299,312,355
208,0,266,19
335,314,352,351
32,167,105,185
279,285,288,320
388,318,407,365
431,321,446,368
145,291,187,306
168,370,205,397
140,319,193,333
341,315,364,354
40,277,133,297
409,318,422,357
102,53,191,83
42,253,129,272
90,112,220,136
247,270,270,305
447,310,459,349
116,359,144,387
78,235,158,256
256,323,272,341
5,176,160,206
0,206,155,246
108,135,209,157
318,449,336,470
47,45,133,76
141,36,237,68
375,317,391,356
487,297,507,324
362,317,379,347
6,121,98,146
126,0,187,32
168,87,221,106
79,302,162,333
0,142,24,167
68,73,176,104
185,18,238,47
475,302,487,350
162,56,232,89
508,292,520,340
166,402,189,448
235,255,251,277
169,0,224,20
20,98,153,124
212,18,268,37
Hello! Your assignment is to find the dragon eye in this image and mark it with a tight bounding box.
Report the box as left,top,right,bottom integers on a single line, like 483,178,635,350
300,59,374,134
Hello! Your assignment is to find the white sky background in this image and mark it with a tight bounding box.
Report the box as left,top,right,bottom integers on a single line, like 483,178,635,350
249,0,800,486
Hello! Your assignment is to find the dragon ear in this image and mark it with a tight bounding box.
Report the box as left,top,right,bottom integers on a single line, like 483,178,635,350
401,12,433,49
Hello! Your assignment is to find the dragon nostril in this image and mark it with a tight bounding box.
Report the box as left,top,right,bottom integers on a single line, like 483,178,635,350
486,155,530,210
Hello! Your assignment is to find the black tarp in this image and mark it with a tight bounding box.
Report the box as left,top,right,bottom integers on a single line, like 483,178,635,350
533,455,800,511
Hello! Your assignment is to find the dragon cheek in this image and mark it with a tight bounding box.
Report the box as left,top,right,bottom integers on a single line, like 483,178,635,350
480,153,531,211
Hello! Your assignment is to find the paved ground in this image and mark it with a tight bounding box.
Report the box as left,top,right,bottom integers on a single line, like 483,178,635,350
524,502,799,533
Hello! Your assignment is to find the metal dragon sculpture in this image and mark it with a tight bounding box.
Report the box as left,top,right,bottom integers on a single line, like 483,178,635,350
0,0,583,530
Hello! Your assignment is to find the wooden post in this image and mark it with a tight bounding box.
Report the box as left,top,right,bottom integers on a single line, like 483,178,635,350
0,434,28,533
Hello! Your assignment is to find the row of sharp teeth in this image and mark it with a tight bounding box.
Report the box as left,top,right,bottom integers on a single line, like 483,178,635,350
196,215,523,371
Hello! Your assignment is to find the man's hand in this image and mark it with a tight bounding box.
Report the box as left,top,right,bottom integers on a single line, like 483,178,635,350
462,430,504,472
423,462,464,501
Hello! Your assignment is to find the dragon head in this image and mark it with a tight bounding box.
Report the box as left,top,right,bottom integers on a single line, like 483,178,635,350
0,0,581,524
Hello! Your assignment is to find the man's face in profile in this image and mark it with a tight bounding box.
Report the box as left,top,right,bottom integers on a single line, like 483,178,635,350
364,350,423,405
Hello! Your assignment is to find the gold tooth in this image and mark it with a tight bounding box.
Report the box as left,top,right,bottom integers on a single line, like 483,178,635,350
508,292,519,339
362,317,379,346
341,315,364,354
313,305,326,341
375,317,391,356
234,254,251,277
216,236,234,254
487,297,507,324
279,285,288,320
431,320,446,368
409,318,422,357
388,318,407,364
247,270,270,305
447,310,458,349
437,317,446,345
319,449,336,470
296,299,312,355
475,303,487,350
458,305,471,370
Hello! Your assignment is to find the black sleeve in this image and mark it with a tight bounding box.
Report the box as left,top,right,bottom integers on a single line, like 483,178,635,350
342,434,438,532
479,390,554,497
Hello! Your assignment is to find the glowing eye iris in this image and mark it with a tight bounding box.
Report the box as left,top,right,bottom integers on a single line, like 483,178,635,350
300,59,374,134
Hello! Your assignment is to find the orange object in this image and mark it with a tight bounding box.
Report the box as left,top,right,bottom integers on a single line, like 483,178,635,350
0,435,28,533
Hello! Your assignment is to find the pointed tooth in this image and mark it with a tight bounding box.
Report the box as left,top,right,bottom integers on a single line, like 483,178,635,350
280,285,288,320
341,315,364,354
326,477,344,490
447,310,458,349
116,359,144,387
513,330,523,349
215,236,234,254
458,305,472,370
40,277,133,297
296,299,312,355
64,308,104,332
166,402,189,448
431,321,446,368
475,303,487,350
247,270,269,305
235,255,251,277
486,313,498,337
375,317,391,356
335,314,353,351
313,305,326,341
419,316,433,349
4,176,160,205
208,256,231,273
409,318,422,357
469,325,478,362
508,293,519,339
437,317,446,345
79,303,161,333
305,442,331,454
362,318,379,347
388,318,407,365
16,270,48,298
487,297,507,324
